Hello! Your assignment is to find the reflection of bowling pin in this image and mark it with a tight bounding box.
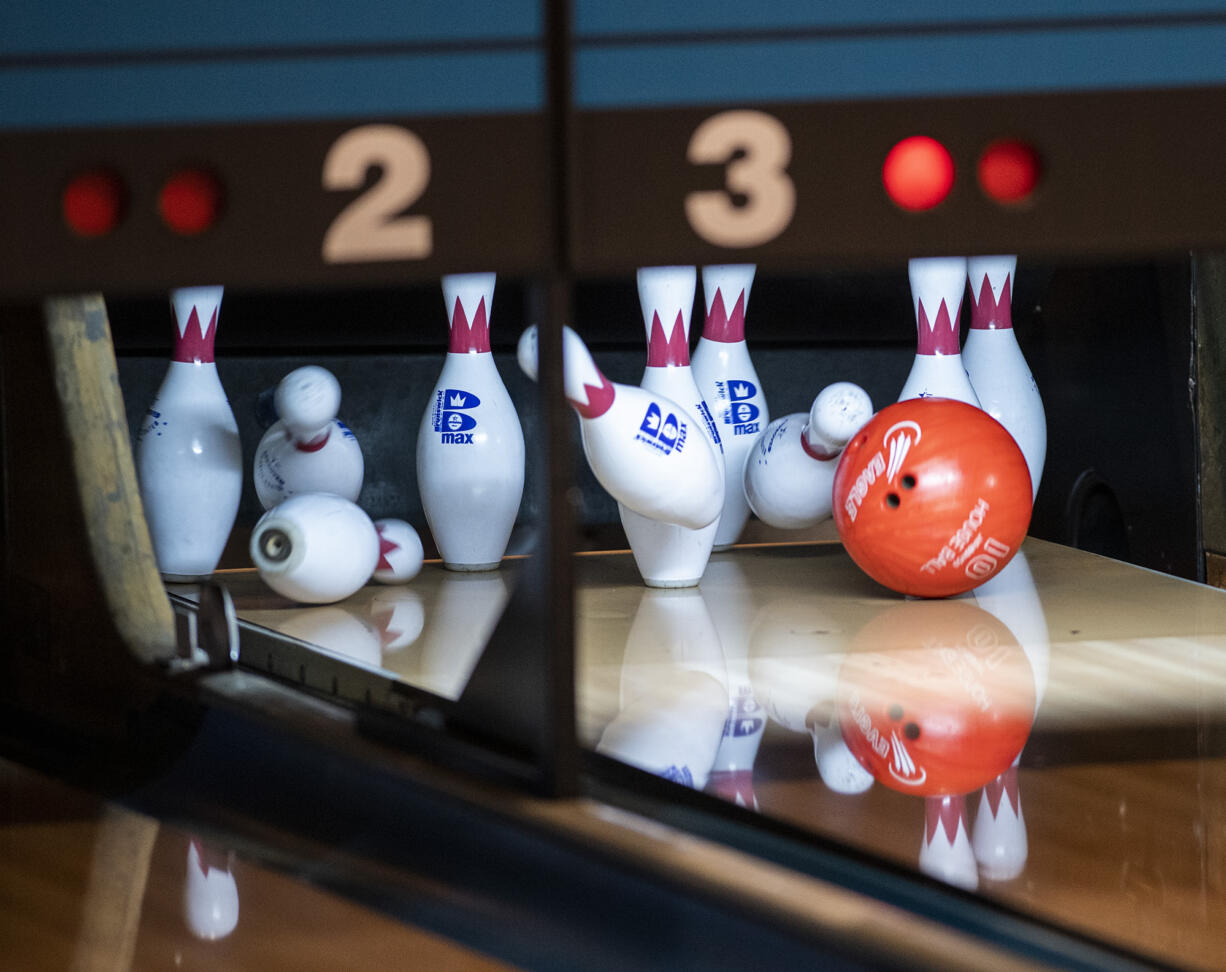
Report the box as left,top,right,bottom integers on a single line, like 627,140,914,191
898,258,980,406
963,256,1045,500
620,266,726,588
184,838,239,941
277,605,383,667
744,382,873,530
136,286,241,581
254,365,364,509
372,518,424,584
599,588,729,789
368,588,425,651
920,795,979,891
520,324,722,528
417,273,524,571
692,264,769,550
747,599,873,794
414,571,509,700
250,493,379,604
970,550,1048,881
702,559,765,809
972,766,1027,882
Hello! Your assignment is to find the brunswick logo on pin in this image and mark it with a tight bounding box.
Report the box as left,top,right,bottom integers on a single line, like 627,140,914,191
433,387,481,444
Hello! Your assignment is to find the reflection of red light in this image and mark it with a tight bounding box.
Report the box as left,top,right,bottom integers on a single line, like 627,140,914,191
62,169,125,237
882,136,955,212
159,169,223,235
978,140,1041,204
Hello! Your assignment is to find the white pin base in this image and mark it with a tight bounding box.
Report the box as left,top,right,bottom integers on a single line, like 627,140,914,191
620,506,719,588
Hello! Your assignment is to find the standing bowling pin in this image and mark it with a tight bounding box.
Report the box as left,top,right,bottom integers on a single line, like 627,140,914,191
920,794,979,891
254,365,364,509
517,325,723,529
619,266,725,588
418,273,525,571
692,264,769,549
744,382,873,530
963,256,1046,500
898,257,981,406
136,286,242,581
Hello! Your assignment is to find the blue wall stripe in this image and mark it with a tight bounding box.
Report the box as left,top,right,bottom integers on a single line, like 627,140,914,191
575,23,1226,107
575,0,1226,36
0,51,544,129
0,1,541,57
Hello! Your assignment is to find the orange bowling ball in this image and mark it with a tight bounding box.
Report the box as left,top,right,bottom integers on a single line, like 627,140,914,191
837,600,1036,796
832,398,1031,598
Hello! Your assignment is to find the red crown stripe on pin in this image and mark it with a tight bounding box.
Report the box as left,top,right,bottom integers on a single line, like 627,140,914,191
915,298,962,355
171,306,218,363
646,310,690,366
925,795,967,845
571,373,616,419
970,273,1014,330
983,766,1021,818
448,295,492,353
703,288,746,343
377,531,400,572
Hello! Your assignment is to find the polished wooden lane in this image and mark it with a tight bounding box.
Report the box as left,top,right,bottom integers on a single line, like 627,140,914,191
575,538,1226,972
206,537,1226,969
0,762,522,971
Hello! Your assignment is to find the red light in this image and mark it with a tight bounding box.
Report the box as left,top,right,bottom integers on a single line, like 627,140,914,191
159,169,223,235
977,140,1041,204
882,136,955,212
62,169,125,237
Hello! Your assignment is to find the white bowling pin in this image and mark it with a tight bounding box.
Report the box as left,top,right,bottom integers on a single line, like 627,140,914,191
920,794,979,891
898,257,981,406
972,766,1027,882
372,517,424,584
417,273,524,571
184,839,239,941
135,286,241,581
963,256,1046,500
599,587,729,789
744,382,873,530
517,325,723,530
620,266,726,588
249,493,379,604
692,264,769,549
254,365,364,509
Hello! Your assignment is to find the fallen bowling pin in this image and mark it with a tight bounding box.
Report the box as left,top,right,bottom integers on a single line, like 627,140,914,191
745,381,873,530
250,493,379,604
254,365,364,509
518,324,723,530
372,518,424,584
619,265,725,588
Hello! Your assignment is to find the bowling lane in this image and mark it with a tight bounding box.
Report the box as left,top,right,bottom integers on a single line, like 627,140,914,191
0,760,521,971
575,538,1226,972
181,559,520,701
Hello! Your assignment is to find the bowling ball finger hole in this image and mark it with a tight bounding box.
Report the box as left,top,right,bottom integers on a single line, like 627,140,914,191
886,492,900,508
903,722,921,740
901,474,916,490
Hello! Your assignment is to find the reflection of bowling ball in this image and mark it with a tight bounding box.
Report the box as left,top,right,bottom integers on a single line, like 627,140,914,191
836,600,1035,796
832,398,1031,598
